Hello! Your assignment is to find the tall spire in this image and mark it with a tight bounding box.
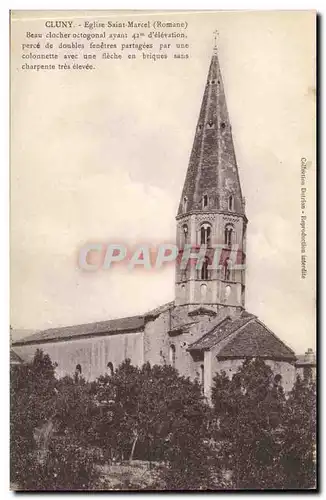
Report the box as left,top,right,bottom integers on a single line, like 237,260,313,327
177,40,245,217
213,29,218,53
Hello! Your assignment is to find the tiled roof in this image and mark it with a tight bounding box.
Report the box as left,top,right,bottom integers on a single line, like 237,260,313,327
13,301,176,347
188,314,255,351
144,301,174,320
12,315,145,346
177,49,244,217
188,313,296,361
218,320,296,360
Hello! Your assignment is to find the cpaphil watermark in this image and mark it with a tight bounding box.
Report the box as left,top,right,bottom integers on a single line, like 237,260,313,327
78,242,245,273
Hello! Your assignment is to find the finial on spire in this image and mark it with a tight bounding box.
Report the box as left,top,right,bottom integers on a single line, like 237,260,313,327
213,29,219,53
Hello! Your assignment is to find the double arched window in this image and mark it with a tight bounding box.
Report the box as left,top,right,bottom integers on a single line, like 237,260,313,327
200,223,212,246
224,224,233,247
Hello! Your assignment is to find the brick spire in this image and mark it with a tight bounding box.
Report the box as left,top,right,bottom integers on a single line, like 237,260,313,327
177,42,245,216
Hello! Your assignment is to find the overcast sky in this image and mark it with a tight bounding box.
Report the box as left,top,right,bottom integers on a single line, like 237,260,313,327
11,11,316,353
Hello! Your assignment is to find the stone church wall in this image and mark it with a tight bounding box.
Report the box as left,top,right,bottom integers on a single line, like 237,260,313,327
207,356,296,395
14,331,144,380
265,359,297,392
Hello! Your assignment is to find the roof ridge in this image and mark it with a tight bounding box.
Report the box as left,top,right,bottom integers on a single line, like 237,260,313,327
12,314,146,346
254,318,296,356
188,315,232,350
144,301,174,320
41,313,144,333
204,315,231,336
217,317,297,360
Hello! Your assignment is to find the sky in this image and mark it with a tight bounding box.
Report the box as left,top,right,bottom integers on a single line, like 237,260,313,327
11,11,316,353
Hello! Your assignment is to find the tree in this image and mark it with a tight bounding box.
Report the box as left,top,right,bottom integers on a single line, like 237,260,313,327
54,375,99,444
281,375,316,489
10,350,58,485
91,359,220,489
17,435,101,491
211,358,286,489
10,350,101,490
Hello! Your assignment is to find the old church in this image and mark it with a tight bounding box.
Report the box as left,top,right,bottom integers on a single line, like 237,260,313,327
13,44,301,397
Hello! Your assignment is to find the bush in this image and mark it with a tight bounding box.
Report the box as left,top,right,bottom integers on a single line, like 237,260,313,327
10,351,100,490
16,435,101,491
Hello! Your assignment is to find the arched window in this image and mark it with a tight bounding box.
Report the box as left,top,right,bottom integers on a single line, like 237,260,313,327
224,285,231,301
203,194,208,208
224,257,232,281
181,261,188,282
201,256,210,280
200,223,211,246
224,224,233,247
200,364,204,389
107,362,114,376
169,344,176,368
182,224,188,245
200,283,207,301
183,196,188,213
228,195,234,211
75,364,82,383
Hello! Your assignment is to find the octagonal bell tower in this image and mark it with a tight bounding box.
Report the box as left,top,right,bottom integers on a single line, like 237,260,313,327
175,39,247,310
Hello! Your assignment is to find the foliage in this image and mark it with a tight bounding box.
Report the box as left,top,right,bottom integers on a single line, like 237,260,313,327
17,436,101,491
10,350,100,490
280,376,316,489
212,358,287,489
54,375,99,444
86,360,220,489
10,350,57,485
11,351,316,491
211,358,316,490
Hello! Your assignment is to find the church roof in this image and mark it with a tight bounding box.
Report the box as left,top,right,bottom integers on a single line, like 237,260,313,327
144,301,174,320
177,46,244,217
12,301,175,346
12,314,145,346
188,312,296,361
188,313,254,351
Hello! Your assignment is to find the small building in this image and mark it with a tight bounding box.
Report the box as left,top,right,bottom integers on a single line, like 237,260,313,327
295,348,316,382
